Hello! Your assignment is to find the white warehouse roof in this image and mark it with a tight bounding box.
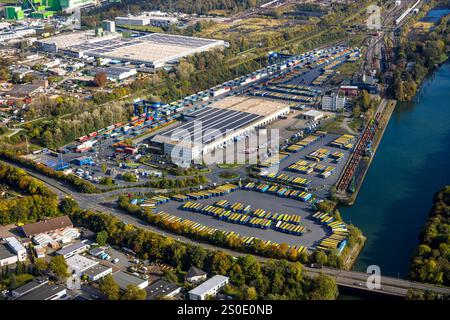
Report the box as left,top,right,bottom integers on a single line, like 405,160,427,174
188,275,229,297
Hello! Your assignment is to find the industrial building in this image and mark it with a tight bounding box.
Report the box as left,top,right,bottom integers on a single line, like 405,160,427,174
82,264,112,281
102,20,116,33
56,241,90,259
11,278,49,299
188,275,229,300
112,271,149,291
4,237,27,262
321,93,346,111
152,96,290,165
300,110,325,121
66,254,99,274
88,66,137,81
37,31,227,69
146,279,182,300
21,216,73,237
16,284,67,300
0,243,18,267
20,216,77,247
115,14,177,27
3,0,96,20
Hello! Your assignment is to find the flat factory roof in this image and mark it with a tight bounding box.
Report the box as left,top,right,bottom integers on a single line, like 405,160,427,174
0,243,16,260
302,110,324,117
66,254,98,272
112,271,147,290
38,30,120,50
16,284,66,300
146,279,180,300
153,96,289,146
56,241,88,256
61,33,225,66
83,264,112,278
188,275,229,297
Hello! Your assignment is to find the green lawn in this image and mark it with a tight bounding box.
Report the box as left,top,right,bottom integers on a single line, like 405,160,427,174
2,273,34,290
216,163,243,169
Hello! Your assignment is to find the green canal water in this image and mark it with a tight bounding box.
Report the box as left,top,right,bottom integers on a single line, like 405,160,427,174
340,61,450,278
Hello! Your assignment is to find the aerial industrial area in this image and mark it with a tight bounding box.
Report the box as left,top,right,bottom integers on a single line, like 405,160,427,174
0,0,449,306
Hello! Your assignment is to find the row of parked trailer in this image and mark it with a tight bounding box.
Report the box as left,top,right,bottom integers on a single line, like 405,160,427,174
287,160,336,179
274,221,306,236
258,152,290,169
272,84,321,97
311,71,334,86
152,208,309,254
329,134,355,149
183,184,240,200
243,182,312,202
306,148,331,162
178,46,336,116
285,131,326,153
311,211,349,254
181,201,304,235
129,184,239,209
259,172,312,189
131,195,171,208
251,89,317,104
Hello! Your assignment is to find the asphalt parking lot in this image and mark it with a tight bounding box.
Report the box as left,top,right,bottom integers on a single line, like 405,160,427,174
276,134,353,198
157,189,327,249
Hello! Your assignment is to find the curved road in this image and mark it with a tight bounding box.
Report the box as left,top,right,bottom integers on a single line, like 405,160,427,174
4,160,450,298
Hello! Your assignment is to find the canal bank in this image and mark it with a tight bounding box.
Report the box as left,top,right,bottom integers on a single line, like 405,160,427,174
340,61,450,278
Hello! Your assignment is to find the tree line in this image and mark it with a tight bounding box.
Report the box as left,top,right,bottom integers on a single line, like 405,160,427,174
82,0,263,28
0,166,339,300
0,150,100,194
409,186,450,286
0,162,60,225
69,206,339,300
393,15,449,101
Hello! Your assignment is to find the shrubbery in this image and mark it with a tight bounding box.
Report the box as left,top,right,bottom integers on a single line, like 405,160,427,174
409,186,450,286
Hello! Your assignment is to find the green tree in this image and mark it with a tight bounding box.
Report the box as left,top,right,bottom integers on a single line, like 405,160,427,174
48,256,69,279
99,274,120,300
122,284,147,300
242,286,258,300
59,197,78,215
34,258,48,274
163,269,178,284
9,274,17,290
96,231,108,246
309,273,339,300
314,250,328,265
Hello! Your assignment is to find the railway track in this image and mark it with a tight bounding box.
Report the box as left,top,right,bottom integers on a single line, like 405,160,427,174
336,109,383,193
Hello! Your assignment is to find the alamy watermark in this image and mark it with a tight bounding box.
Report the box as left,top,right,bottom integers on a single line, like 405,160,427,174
169,120,280,170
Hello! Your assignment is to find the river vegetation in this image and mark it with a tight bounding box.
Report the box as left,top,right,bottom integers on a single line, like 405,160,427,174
394,11,450,101
409,186,450,286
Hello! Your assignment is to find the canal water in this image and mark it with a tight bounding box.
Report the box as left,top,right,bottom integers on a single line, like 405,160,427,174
340,62,450,278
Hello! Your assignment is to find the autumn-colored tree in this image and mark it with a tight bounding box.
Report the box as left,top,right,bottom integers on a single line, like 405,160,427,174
94,72,108,87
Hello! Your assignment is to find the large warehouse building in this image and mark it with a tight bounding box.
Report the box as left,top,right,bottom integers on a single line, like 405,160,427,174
152,96,290,165
37,31,227,69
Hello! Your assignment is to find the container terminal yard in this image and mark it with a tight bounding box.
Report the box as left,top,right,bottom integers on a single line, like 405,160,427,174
2,0,450,304
24,44,364,256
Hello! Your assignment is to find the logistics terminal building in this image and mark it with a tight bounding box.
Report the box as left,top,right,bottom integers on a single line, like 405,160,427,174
152,96,290,165
37,31,227,69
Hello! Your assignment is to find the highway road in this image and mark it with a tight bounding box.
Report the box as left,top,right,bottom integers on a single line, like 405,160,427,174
4,159,450,298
